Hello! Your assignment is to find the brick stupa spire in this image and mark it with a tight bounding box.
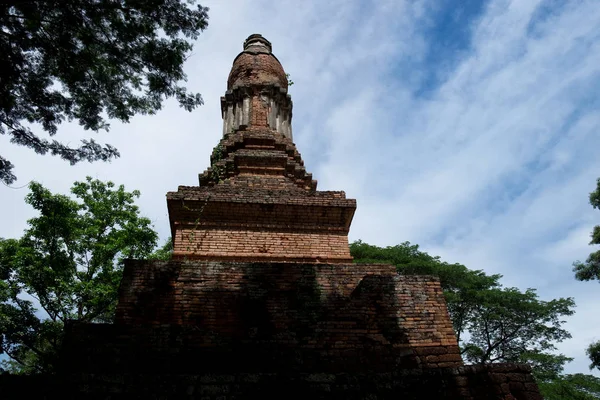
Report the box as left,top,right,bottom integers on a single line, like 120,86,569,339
167,34,356,263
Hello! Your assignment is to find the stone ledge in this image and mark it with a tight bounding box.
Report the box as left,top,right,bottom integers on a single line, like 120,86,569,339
171,253,354,263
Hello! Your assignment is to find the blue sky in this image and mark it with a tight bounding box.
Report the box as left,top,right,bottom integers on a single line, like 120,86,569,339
1,0,599,375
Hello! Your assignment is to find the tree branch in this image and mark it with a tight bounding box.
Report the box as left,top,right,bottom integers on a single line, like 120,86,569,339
4,348,44,373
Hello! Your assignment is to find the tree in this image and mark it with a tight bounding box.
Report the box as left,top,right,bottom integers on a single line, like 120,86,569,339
537,374,600,400
148,237,173,261
0,177,158,373
573,178,600,282
0,1,209,184
572,178,600,378
459,287,574,365
350,241,575,367
588,341,600,372
518,352,600,399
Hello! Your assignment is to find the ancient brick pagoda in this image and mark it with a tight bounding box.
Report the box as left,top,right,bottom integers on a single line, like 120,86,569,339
167,35,355,264
2,35,543,399
109,35,464,370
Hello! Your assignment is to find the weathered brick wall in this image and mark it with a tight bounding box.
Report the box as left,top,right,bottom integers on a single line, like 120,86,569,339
0,364,542,399
198,129,316,189
85,261,462,371
173,228,352,262
169,168,356,263
250,95,269,126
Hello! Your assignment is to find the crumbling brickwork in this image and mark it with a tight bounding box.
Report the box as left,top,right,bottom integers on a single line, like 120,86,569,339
167,184,356,262
84,261,461,371
227,34,288,91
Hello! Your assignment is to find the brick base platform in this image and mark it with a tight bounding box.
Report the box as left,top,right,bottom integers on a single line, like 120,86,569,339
56,261,462,374
0,364,542,400
103,261,460,368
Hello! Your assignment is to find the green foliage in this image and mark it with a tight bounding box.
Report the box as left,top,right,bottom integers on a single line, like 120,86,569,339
588,341,600,371
461,287,574,364
573,178,600,282
537,373,600,400
285,73,294,86
350,240,575,369
148,238,173,261
522,352,574,382
573,178,600,380
519,352,600,399
0,178,158,373
211,143,224,164
0,0,209,184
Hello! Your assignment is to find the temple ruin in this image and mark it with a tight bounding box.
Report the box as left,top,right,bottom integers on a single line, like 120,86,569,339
2,34,542,400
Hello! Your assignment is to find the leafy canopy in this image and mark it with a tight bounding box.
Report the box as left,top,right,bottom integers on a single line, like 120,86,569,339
537,373,600,400
573,177,600,282
0,177,158,373
588,341,600,372
148,238,173,261
572,177,600,376
0,0,209,184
